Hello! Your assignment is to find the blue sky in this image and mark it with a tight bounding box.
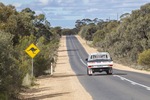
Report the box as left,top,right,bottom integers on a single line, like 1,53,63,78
0,0,149,28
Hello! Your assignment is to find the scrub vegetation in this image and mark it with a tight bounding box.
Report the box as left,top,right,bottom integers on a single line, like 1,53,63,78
76,3,150,70
0,3,61,99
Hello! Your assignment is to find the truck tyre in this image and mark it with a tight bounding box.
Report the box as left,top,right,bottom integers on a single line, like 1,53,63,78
106,68,113,75
87,68,92,76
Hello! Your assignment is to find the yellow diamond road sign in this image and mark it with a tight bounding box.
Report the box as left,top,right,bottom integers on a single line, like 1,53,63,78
25,43,40,58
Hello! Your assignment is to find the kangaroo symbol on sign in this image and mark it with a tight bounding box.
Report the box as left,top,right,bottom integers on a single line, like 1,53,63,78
28,47,37,54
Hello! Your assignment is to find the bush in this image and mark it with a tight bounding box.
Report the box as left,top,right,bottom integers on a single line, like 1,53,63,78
0,31,23,99
93,30,105,46
0,93,8,100
33,36,59,76
138,49,150,69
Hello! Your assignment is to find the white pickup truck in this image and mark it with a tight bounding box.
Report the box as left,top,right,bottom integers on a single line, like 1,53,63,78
85,52,113,75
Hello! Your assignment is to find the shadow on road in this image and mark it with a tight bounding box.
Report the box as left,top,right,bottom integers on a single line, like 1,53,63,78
21,92,70,100
58,49,78,52
21,87,52,94
52,74,87,78
56,62,66,64
113,73,127,75
37,72,127,80
58,54,74,57
86,72,127,76
36,74,87,80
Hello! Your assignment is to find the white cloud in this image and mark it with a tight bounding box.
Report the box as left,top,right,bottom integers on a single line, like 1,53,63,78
57,0,75,3
12,3,22,7
35,10,43,15
38,0,50,5
57,0,63,3
87,8,99,12
82,0,89,4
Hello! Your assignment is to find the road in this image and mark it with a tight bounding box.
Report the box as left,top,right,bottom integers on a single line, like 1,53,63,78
66,35,150,100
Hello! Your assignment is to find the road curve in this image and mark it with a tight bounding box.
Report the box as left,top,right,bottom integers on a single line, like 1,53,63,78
66,35,150,100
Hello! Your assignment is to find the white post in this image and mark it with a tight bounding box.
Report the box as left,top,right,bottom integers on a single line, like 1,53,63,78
51,62,53,75
32,58,34,77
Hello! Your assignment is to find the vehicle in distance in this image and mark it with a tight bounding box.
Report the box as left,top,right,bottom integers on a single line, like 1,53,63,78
85,52,113,75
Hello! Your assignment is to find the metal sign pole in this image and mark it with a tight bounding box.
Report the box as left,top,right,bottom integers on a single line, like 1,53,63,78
32,58,34,77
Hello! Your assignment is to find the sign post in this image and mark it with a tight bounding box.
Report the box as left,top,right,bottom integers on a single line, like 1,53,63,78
25,43,40,77
32,58,34,77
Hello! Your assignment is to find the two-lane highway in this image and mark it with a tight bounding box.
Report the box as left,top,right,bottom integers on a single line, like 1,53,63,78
66,35,150,100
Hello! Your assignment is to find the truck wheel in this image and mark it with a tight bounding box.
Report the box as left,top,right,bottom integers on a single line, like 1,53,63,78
106,68,113,75
87,68,92,76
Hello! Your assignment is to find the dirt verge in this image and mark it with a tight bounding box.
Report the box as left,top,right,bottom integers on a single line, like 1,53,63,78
20,36,92,100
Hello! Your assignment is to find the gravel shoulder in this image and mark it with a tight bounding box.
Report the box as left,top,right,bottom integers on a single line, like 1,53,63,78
20,36,92,100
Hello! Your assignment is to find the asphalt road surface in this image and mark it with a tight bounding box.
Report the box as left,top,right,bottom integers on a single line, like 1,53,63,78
66,35,150,100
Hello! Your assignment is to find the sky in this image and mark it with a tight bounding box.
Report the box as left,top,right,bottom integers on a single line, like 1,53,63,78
0,0,150,28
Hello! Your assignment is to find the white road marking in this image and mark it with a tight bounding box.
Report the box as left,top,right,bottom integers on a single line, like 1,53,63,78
80,59,87,66
113,75,150,91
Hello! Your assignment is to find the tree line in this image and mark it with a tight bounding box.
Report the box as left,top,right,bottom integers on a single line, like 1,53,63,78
75,3,150,70
0,2,62,99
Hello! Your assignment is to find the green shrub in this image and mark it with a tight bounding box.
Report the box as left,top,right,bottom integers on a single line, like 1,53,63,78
0,93,8,100
0,31,23,99
138,49,150,67
93,30,105,46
